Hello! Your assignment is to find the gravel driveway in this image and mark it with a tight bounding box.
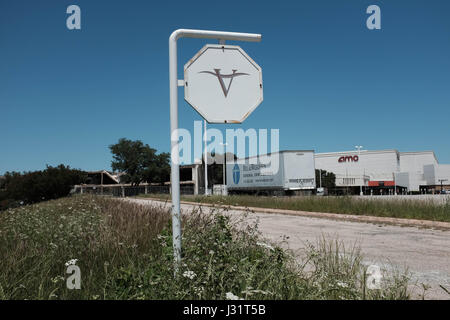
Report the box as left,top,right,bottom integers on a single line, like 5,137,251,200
129,198,450,300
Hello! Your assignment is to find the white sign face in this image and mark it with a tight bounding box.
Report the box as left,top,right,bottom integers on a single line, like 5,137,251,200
184,44,263,123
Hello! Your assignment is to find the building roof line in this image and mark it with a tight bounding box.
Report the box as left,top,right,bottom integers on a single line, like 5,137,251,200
87,170,120,184
316,149,398,156
399,151,439,164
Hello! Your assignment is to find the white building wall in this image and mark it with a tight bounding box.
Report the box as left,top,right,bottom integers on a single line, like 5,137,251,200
334,174,370,187
423,164,436,185
399,152,438,191
437,164,450,184
399,152,437,172
394,172,410,189
315,150,399,182
407,172,426,192
424,164,450,185
315,150,448,191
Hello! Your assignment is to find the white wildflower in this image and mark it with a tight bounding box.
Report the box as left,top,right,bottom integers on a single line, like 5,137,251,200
65,259,78,266
193,286,204,295
336,281,348,288
225,292,243,300
183,270,196,280
209,250,214,255
256,242,275,251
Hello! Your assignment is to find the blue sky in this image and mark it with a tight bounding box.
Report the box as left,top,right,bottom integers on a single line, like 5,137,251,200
1,0,449,174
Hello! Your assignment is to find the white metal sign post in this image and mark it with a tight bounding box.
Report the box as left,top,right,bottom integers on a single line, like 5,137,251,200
169,29,262,271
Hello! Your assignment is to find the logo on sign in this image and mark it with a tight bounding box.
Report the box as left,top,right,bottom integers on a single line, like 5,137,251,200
232,164,240,184
338,155,359,163
199,69,249,97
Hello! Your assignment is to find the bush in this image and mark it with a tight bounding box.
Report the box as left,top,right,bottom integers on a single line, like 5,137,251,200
1,165,86,209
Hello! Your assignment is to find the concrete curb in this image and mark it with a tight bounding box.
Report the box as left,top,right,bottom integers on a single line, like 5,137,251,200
137,197,450,231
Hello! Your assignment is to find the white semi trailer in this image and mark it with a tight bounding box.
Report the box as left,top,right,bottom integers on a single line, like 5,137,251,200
226,150,316,195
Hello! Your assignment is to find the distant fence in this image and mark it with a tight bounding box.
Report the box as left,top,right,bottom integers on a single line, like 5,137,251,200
72,184,195,197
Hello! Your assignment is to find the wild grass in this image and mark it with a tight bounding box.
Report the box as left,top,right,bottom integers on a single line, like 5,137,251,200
0,195,411,300
0,195,170,299
140,194,450,223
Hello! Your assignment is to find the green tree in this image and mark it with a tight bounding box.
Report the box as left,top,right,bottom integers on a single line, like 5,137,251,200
315,169,336,189
109,138,170,185
142,152,170,184
0,176,5,190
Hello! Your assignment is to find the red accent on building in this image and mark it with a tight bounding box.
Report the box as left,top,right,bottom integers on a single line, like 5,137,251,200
368,181,395,187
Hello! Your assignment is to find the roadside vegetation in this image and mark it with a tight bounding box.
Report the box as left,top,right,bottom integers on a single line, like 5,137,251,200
0,195,411,300
139,194,450,223
0,165,86,211
0,138,170,212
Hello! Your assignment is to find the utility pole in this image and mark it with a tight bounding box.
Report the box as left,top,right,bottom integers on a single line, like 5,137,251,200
355,145,363,196
319,169,322,188
220,142,228,186
219,142,228,196
394,175,396,195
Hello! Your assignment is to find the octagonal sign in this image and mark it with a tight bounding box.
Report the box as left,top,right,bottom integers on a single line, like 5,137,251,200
184,44,263,123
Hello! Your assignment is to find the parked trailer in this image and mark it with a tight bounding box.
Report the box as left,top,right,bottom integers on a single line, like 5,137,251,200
226,150,316,195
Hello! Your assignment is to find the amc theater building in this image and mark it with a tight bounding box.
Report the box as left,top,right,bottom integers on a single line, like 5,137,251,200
315,149,450,194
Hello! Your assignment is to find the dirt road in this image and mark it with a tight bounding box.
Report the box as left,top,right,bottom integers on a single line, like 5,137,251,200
130,198,450,300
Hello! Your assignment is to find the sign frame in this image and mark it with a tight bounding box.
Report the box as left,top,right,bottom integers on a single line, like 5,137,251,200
184,44,263,124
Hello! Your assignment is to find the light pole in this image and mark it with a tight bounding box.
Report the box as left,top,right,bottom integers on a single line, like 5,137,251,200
319,169,322,188
355,145,363,196
220,142,228,187
169,29,261,270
